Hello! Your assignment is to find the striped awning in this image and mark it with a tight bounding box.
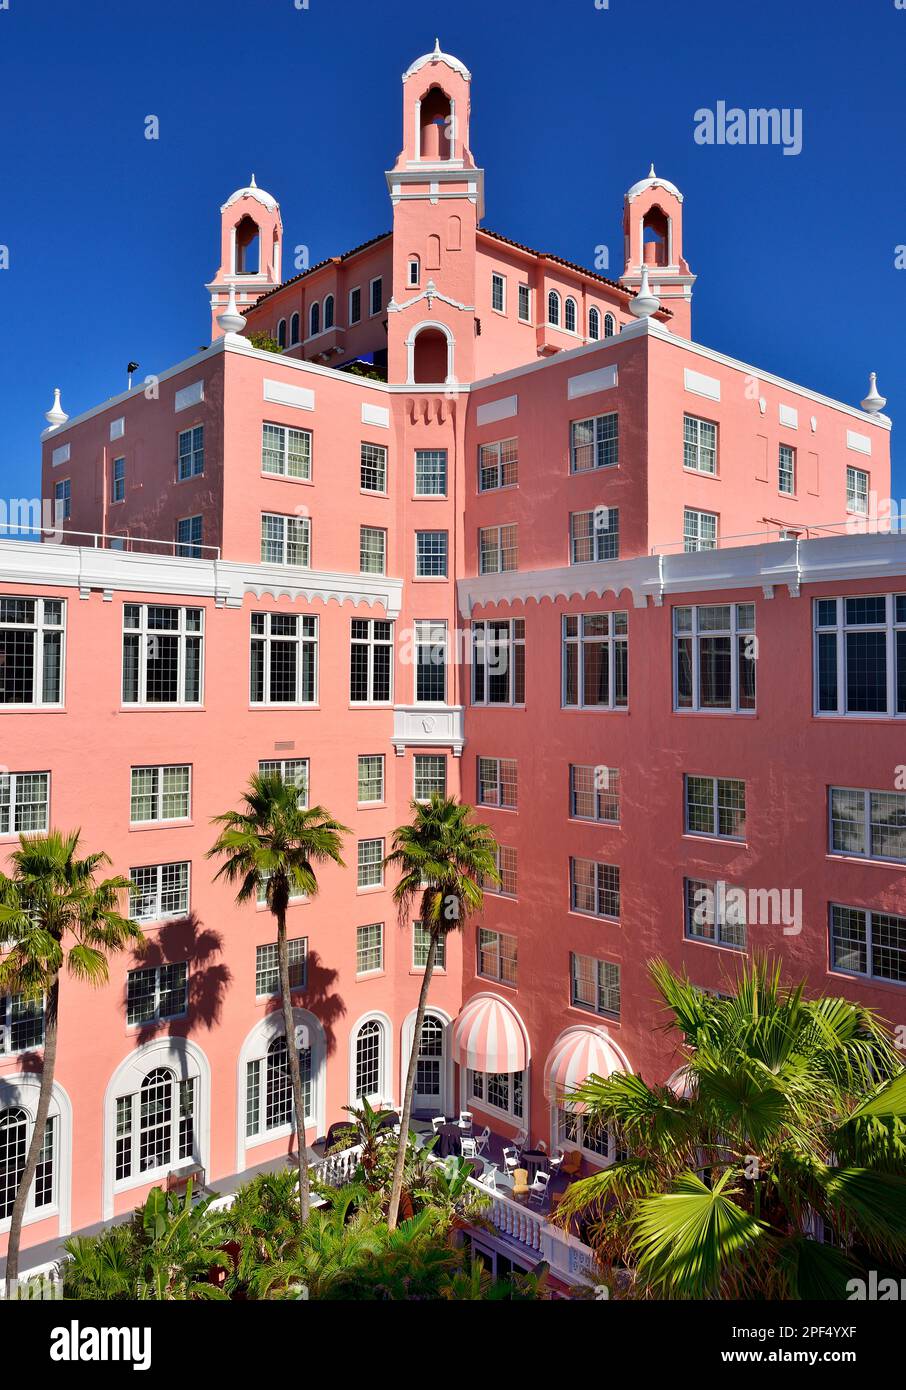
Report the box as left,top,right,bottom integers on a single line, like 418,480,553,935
453,994,529,1073
543,1027,629,1112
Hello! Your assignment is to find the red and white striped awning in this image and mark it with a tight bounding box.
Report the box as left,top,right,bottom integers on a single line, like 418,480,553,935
453,994,529,1073
543,1027,630,1112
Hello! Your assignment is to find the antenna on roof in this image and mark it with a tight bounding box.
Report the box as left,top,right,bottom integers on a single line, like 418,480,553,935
127,362,139,391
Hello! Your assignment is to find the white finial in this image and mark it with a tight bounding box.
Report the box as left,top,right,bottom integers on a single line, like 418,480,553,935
250,173,257,187
217,284,247,336
629,264,660,319
433,37,442,57
861,372,887,415
45,387,68,429
648,162,656,178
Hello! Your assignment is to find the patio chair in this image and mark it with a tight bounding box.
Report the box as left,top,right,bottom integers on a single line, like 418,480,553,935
474,1125,491,1156
559,1148,582,1177
528,1170,550,1207
511,1167,530,1198
548,1149,565,1174
458,1110,474,1134
431,1114,447,1134
481,1163,498,1191
513,1128,528,1150
502,1145,520,1174
460,1137,478,1159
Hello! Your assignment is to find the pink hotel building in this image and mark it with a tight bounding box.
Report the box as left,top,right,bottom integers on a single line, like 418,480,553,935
1,43,904,1275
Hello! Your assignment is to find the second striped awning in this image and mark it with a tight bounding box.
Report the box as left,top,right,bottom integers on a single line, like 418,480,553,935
452,993,530,1073
543,1027,630,1112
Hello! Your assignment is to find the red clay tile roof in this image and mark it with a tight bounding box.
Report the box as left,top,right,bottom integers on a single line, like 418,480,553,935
243,231,392,313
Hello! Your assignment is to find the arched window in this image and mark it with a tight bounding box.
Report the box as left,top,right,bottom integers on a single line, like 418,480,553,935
323,295,335,331
290,312,300,346
309,301,320,337
114,1066,195,1182
354,1019,384,1101
246,1036,312,1138
604,312,616,339
414,1014,445,1110
565,297,577,333
234,215,260,275
588,307,600,341
419,85,452,160
408,256,420,288
0,1106,54,1221
277,318,287,349
547,290,561,327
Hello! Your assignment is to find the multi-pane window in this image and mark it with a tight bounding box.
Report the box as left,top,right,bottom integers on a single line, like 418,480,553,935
685,775,746,840
683,415,717,474
570,508,619,562
569,765,620,823
414,754,446,801
177,425,204,480
478,928,518,985
370,278,383,316
558,1107,610,1158
588,307,600,341
258,758,308,804
571,953,621,1019
814,595,906,718
604,313,616,338
470,1068,523,1120
477,757,517,809
683,507,718,552
360,442,387,493
246,1037,312,1137
562,612,628,709
130,765,191,823
517,284,531,322
415,530,448,577
112,457,126,502
350,619,392,702
830,904,906,985
570,858,620,919
115,1068,194,1182
354,1020,383,1099
357,755,384,805
846,466,869,515
53,479,71,522
570,413,618,472
478,525,518,574
255,938,307,996
250,612,318,705
261,513,311,567
126,963,188,1025
565,297,577,333
359,526,386,575
472,619,525,705
684,877,747,949
0,1109,54,1219
413,922,446,970
0,993,44,1053
129,863,190,922
414,619,447,702
290,312,300,346
674,603,756,713
491,273,505,313
414,449,447,496
356,922,384,974
123,605,202,706
349,287,362,324
0,771,49,836
261,423,312,479
0,598,64,707
547,291,560,326
779,444,796,495
408,258,420,287
357,839,384,889
176,515,202,558
484,845,517,897
478,438,518,491
830,787,906,862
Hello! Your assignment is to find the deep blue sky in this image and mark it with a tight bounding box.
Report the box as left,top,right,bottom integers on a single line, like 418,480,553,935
1,0,903,500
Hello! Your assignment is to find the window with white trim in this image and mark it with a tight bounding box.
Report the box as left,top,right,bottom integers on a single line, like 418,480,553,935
685,775,746,840
126,963,188,1026
258,757,309,804
408,257,420,288
323,295,334,330
309,301,320,337
414,619,447,702
846,466,869,515
414,449,447,496
0,993,44,1052
588,307,600,341
478,437,518,492
349,287,362,324
112,457,126,502
130,765,190,824
570,508,619,562
570,413,618,472
370,277,383,316
356,922,384,974
290,312,300,346
177,426,204,480
815,595,906,718
122,605,202,706
0,1108,54,1219
472,619,525,705
413,922,446,970
176,515,202,558
251,612,318,705
260,512,311,567
683,415,717,475
604,312,616,338
477,757,517,809
277,319,287,349
0,771,49,836
261,423,312,480
491,273,505,313
569,765,619,823
570,858,620,920
350,619,392,703
483,844,517,897
830,786,906,862
0,598,64,707
478,524,518,574
571,952,621,1019
414,754,446,801
415,530,448,578
359,526,386,575
565,296,577,333
517,284,531,322
563,613,628,709
684,877,747,949
469,1068,523,1121
129,862,190,923
115,1067,195,1182
354,1019,384,1100
558,1106,612,1158
683,507,718,552
53,479,71,522
357,839,384,889
674,603,756,713
779,444,796,495
477,928,517,985
830,904,906,985
255,938,307,996
547,290,560,326
360,441,387,493
246,1036,312,1137
357,755,384,805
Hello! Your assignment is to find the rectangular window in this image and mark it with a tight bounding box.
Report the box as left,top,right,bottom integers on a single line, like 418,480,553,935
847,466,869,515
261,423,312,480
683,507,718,552
359,526,386,575
517,284,531,322
126,963,188,1025
122,604,202,706
414,449,447,496
350,618,392,703
484,845,517,897
258,758,309,805
683,415,717,475
562,612,628,709
570,412,618,472
685,775,746,840
570,858,620,919
684,877,747,949
491,273,505,313
478,524,518,574
469,1068,523,1121
477,928,517,985
54,479,71,522
414,619,447,702
830,787,906,862
356,922,384,974
0,598,65,707
814,595,906,718
176,515,202,559
349,287,362,324
112,457,126,502
370,277,383,316
830,904,906,985
0,993,44,1053
0,771,50,836
674,603,756,713
261,512,311,567
415,530,448,578
360,441,387,493
357,755,385,805
255,938,307,996
130,765,191,823
478,437,518,492
570,508,619,563
357,838,384,889
413,921,446,970
779,444,796,495
569,765,620,823
129,862,190,922
571,953,621,1019
414,754,446,801
472,619,525,705
477,756,517,809
250,612,317,705
177,425,204,480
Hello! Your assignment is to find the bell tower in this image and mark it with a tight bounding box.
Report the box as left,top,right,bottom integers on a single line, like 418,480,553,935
622,165,695,337
206,176,283,341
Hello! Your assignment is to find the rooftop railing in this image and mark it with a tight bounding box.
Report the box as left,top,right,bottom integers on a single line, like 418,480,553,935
0,522,221,559
649,517,898,556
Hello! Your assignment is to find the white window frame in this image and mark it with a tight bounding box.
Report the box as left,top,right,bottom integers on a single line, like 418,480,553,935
564,296,578,334
415,530,448,578
570,857,620,921
122,603,203,708
0,771,50,837
176,514,203,558
414,448,448,497
414,619,448,703
829,903,906,987
468,1067,524,1123
829,786,906,864
547,290,561,327
673,602,756,715
369,276,383,317
0,993,44,1053
357,754,385,806
478,437,518,492
112,456,126,503
261,422,312,480
491,272,506,314
569,764,619,823
350,618,393,704
254,938,308,997
684,774,746,841
357,838,385,891
846,465,869,515
517,283,531,323
814,594,906,719
128,861,191,923
0,597,66,709
472,618,525,706
177,425,204,480
477,928,518,985
562,612,628,710
683,414,717,475
260,512,311,567
126,963,189,1027
588,306,600,341
359,525,387,575
570,412,619,473
683,507,718,552
408,257,420,288
569,508,619,563
478,524,518,575
413,922,446,971
356,922,384,976
258,758,309,805
349,287,362,324
360,441,388,494
570,952,621,1019
250,612,318,707
477,756,517,810
414,753,447,802
684,876,747,951
129,764,191,825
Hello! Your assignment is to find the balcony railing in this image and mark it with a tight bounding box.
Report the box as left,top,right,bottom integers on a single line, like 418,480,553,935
650,518,891,556
0,522,221,559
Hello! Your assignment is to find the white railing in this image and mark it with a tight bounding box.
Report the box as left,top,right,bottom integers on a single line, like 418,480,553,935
649,518,890,556
0,522,221,559
311,1144,363,1188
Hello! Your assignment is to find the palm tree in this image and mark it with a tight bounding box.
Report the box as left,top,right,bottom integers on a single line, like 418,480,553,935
555,957,906,1299
208,773,347,1222
0,830,142,1294
382,794,500,1231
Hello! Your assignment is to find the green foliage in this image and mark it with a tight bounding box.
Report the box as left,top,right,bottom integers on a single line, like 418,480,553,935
247,332,283,353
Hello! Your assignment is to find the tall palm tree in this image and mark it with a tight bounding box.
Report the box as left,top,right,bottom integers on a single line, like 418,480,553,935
555,956,906,1299
208,773,347,1222
0,830,142,1293
382,794,500,1231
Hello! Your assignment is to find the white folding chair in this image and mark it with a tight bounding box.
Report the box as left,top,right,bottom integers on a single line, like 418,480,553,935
460,1137,478,1159
548,1149,565,1174
513,1128,528,1151
474,1125,491,1156
481,1163,498,1191
502,1145,520,1174
458,1111,474,1134
528,1170,551,1207
431,1115,447,1134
